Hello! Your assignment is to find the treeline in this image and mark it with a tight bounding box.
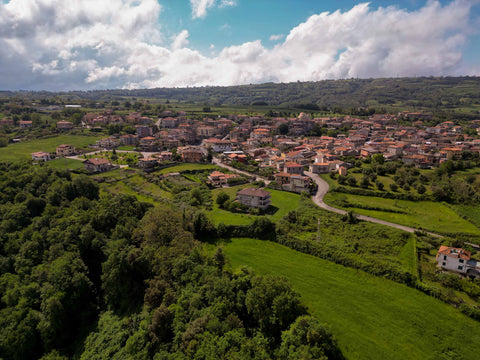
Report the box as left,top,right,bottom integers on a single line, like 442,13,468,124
0,162,343,360
2,77,480,112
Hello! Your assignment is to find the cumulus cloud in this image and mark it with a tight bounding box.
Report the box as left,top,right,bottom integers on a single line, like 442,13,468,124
0,0,478,90
172,30,189,50
190,0,236,19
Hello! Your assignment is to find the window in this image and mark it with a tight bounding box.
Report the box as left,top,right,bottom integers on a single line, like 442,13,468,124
443,255,447,260
459,259,464,263
442,262,446,266
458,266,463,271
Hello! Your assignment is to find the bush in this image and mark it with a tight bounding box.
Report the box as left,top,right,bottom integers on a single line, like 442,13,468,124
216,191,230,208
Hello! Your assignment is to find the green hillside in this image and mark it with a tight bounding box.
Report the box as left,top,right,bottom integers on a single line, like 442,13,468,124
224,238,480,360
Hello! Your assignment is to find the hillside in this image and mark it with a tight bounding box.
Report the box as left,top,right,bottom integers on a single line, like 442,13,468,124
2,77,480,116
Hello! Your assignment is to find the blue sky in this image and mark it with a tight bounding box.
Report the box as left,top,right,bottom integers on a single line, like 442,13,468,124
161,0,480,61
0,0,478,90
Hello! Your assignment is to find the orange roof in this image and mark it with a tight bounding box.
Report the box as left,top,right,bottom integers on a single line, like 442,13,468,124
437,245,471,260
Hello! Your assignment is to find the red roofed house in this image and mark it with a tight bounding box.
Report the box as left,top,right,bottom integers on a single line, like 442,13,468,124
436,246,480,278
57,121,74,130
83,158,113,173
284,162,304,175
236,188,271,210
31,151,51,162
208,171,240,187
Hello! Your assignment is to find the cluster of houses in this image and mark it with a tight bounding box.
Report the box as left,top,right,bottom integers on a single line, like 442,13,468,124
26,108,480,190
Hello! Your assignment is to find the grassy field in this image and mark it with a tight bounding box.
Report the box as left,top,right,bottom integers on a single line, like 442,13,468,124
452,204,480,230
156,163,219,174
223,238,480,360
0,135,100,162
208,185,301,225
46,158,84,170
324,192,480,235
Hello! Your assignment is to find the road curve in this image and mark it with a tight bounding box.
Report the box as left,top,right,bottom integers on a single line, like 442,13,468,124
305,171,442,237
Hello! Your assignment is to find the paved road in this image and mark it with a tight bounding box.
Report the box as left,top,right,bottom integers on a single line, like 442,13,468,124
305,171,442,237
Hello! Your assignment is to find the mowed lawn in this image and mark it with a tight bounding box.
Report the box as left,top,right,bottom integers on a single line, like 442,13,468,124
224,238,480,360
324,192,480,235
209,185,301,225
0,135,100,161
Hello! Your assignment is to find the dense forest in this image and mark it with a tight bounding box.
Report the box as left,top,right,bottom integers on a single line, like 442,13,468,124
0,162,343,360
2,77,479,113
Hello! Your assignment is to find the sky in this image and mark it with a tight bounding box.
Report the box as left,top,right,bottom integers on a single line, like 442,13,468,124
0,0,479,91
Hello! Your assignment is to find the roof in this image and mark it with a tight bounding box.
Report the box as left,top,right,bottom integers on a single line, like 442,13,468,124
237,188,270,197
84,158,111,165
437,245,471,260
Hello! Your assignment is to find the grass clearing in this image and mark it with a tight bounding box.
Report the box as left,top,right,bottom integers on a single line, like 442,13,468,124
208,185,301,225
45,158,84,170
324,192,480,235
224,238,480,360
0,135,100,162
452,204,480,230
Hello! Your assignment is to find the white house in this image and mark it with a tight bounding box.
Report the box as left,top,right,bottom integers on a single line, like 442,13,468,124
436,246,480,278
31,151,51,162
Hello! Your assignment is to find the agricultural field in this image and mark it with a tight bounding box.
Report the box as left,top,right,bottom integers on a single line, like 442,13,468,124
0,134,101,161
324,192,480,236
224,238,480,360
94,169,172,204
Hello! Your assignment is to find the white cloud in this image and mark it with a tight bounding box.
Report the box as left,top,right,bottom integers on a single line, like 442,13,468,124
172,30,189,50
0,0,478,90
190,0,236,19
269,34,284,41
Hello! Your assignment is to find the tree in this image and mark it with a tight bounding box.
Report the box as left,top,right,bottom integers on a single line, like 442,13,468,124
372,153,385,165
360,176,370,188
375,180,384,191
278,123,289,135
216,191,230,208
389,183,398,192
277,316,344,360
347,176,357,187
245,275,306,341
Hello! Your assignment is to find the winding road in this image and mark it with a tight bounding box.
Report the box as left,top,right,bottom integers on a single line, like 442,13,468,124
306,171,442,237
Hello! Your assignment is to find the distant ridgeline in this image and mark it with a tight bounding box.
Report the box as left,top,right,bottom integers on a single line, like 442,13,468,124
1,77,479,112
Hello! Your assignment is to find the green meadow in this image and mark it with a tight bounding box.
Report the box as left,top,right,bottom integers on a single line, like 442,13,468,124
0,134,100,161
224,238,480,360
324,192,480,236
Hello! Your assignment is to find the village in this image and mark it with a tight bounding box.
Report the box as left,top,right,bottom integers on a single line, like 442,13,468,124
18,107,480,279
22,108,480,191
